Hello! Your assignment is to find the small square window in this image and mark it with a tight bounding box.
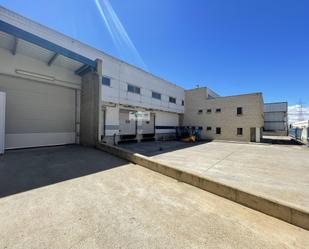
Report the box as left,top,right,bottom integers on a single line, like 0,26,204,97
216,127,221,134
182,100,185,106
237,128,243,135
102,76,111,86
207,126,212,131
169,97,176,104
216,108,221,113
198,109,203,114
207,109,212,113
237,107,243,115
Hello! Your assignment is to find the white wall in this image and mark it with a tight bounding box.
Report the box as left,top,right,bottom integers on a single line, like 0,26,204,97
0,7,185,115
101,60,184,113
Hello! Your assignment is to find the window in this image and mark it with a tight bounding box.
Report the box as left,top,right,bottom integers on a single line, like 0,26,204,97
216,127,221,134
237,107,243,115
128,84,140,94
207,109,212,113
198,109,203,114
237,128,243,136
102,76,111,87
182,100,185,106
169,96,176,104
207,95,216,100
207,126,212,131
216,108,221,113
152,91,161,100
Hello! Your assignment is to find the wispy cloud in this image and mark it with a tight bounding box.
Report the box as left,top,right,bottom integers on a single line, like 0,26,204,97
94,0,148,70
288,105,309,123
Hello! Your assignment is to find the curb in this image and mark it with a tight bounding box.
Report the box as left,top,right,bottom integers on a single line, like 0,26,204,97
96,143,309,231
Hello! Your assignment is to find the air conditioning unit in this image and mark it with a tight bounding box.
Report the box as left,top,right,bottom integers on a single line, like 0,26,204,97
0,92,5,154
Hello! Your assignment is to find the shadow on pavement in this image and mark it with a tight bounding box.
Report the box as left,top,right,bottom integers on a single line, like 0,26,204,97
0,145,127,198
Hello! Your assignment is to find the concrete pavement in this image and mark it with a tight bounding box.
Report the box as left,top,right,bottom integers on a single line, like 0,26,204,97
1,146,309,248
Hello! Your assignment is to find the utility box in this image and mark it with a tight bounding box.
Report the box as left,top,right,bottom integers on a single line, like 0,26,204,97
0,92,5,154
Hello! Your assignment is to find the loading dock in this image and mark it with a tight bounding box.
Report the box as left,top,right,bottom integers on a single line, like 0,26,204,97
0,74,78,149
0,19,101,150
119,109,137,140
141,112,155,140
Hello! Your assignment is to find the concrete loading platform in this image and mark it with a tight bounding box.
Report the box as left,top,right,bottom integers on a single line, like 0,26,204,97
1,146,309,248
103,140,309,230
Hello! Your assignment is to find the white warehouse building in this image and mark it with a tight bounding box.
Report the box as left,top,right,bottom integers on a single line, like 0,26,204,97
0,6,184,149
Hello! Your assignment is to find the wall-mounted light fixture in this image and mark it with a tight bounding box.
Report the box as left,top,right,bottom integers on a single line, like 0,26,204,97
15,69,55,81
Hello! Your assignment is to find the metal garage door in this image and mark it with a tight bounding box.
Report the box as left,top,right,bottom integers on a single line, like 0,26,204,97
141,113,155,134
0,75,77,149
119,109,136,135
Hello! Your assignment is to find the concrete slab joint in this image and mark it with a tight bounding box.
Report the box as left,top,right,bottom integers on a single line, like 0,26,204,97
96,143,309,231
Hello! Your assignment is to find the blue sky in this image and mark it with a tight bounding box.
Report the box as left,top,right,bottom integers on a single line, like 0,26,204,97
0,0,308,105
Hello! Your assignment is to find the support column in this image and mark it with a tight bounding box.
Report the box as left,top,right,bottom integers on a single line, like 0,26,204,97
80,59,102,146
256,127,261,143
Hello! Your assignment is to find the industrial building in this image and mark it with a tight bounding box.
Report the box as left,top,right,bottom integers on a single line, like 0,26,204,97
0,6,273,151
0,6,184,150
264,102,288,135
183,88,264,142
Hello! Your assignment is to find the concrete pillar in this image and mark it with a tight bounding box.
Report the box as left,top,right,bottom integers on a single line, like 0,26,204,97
256,127,261,143
80,59,102,146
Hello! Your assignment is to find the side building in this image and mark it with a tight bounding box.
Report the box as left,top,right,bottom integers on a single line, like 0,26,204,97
264,102,288,136
183,87,264,142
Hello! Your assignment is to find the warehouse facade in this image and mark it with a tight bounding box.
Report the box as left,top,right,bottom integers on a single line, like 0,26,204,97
0,6,271,150
0,6,184,149
183,88,264,142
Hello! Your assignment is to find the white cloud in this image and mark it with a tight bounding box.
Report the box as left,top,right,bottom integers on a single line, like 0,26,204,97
288,105,309,124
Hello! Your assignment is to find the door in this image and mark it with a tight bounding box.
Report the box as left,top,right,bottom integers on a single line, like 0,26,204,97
0,75,76,149
250,128,256,142
119,109,136,135
141,113,155,134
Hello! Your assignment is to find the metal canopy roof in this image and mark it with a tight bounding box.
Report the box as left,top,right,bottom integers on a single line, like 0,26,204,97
0,20,96,76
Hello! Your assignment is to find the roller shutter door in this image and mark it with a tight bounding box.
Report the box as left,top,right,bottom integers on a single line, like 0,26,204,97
141,113,155,134
0,75,76,149
119,109,136,135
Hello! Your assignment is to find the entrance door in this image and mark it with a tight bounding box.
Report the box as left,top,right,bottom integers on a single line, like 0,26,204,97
250,128,256,142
